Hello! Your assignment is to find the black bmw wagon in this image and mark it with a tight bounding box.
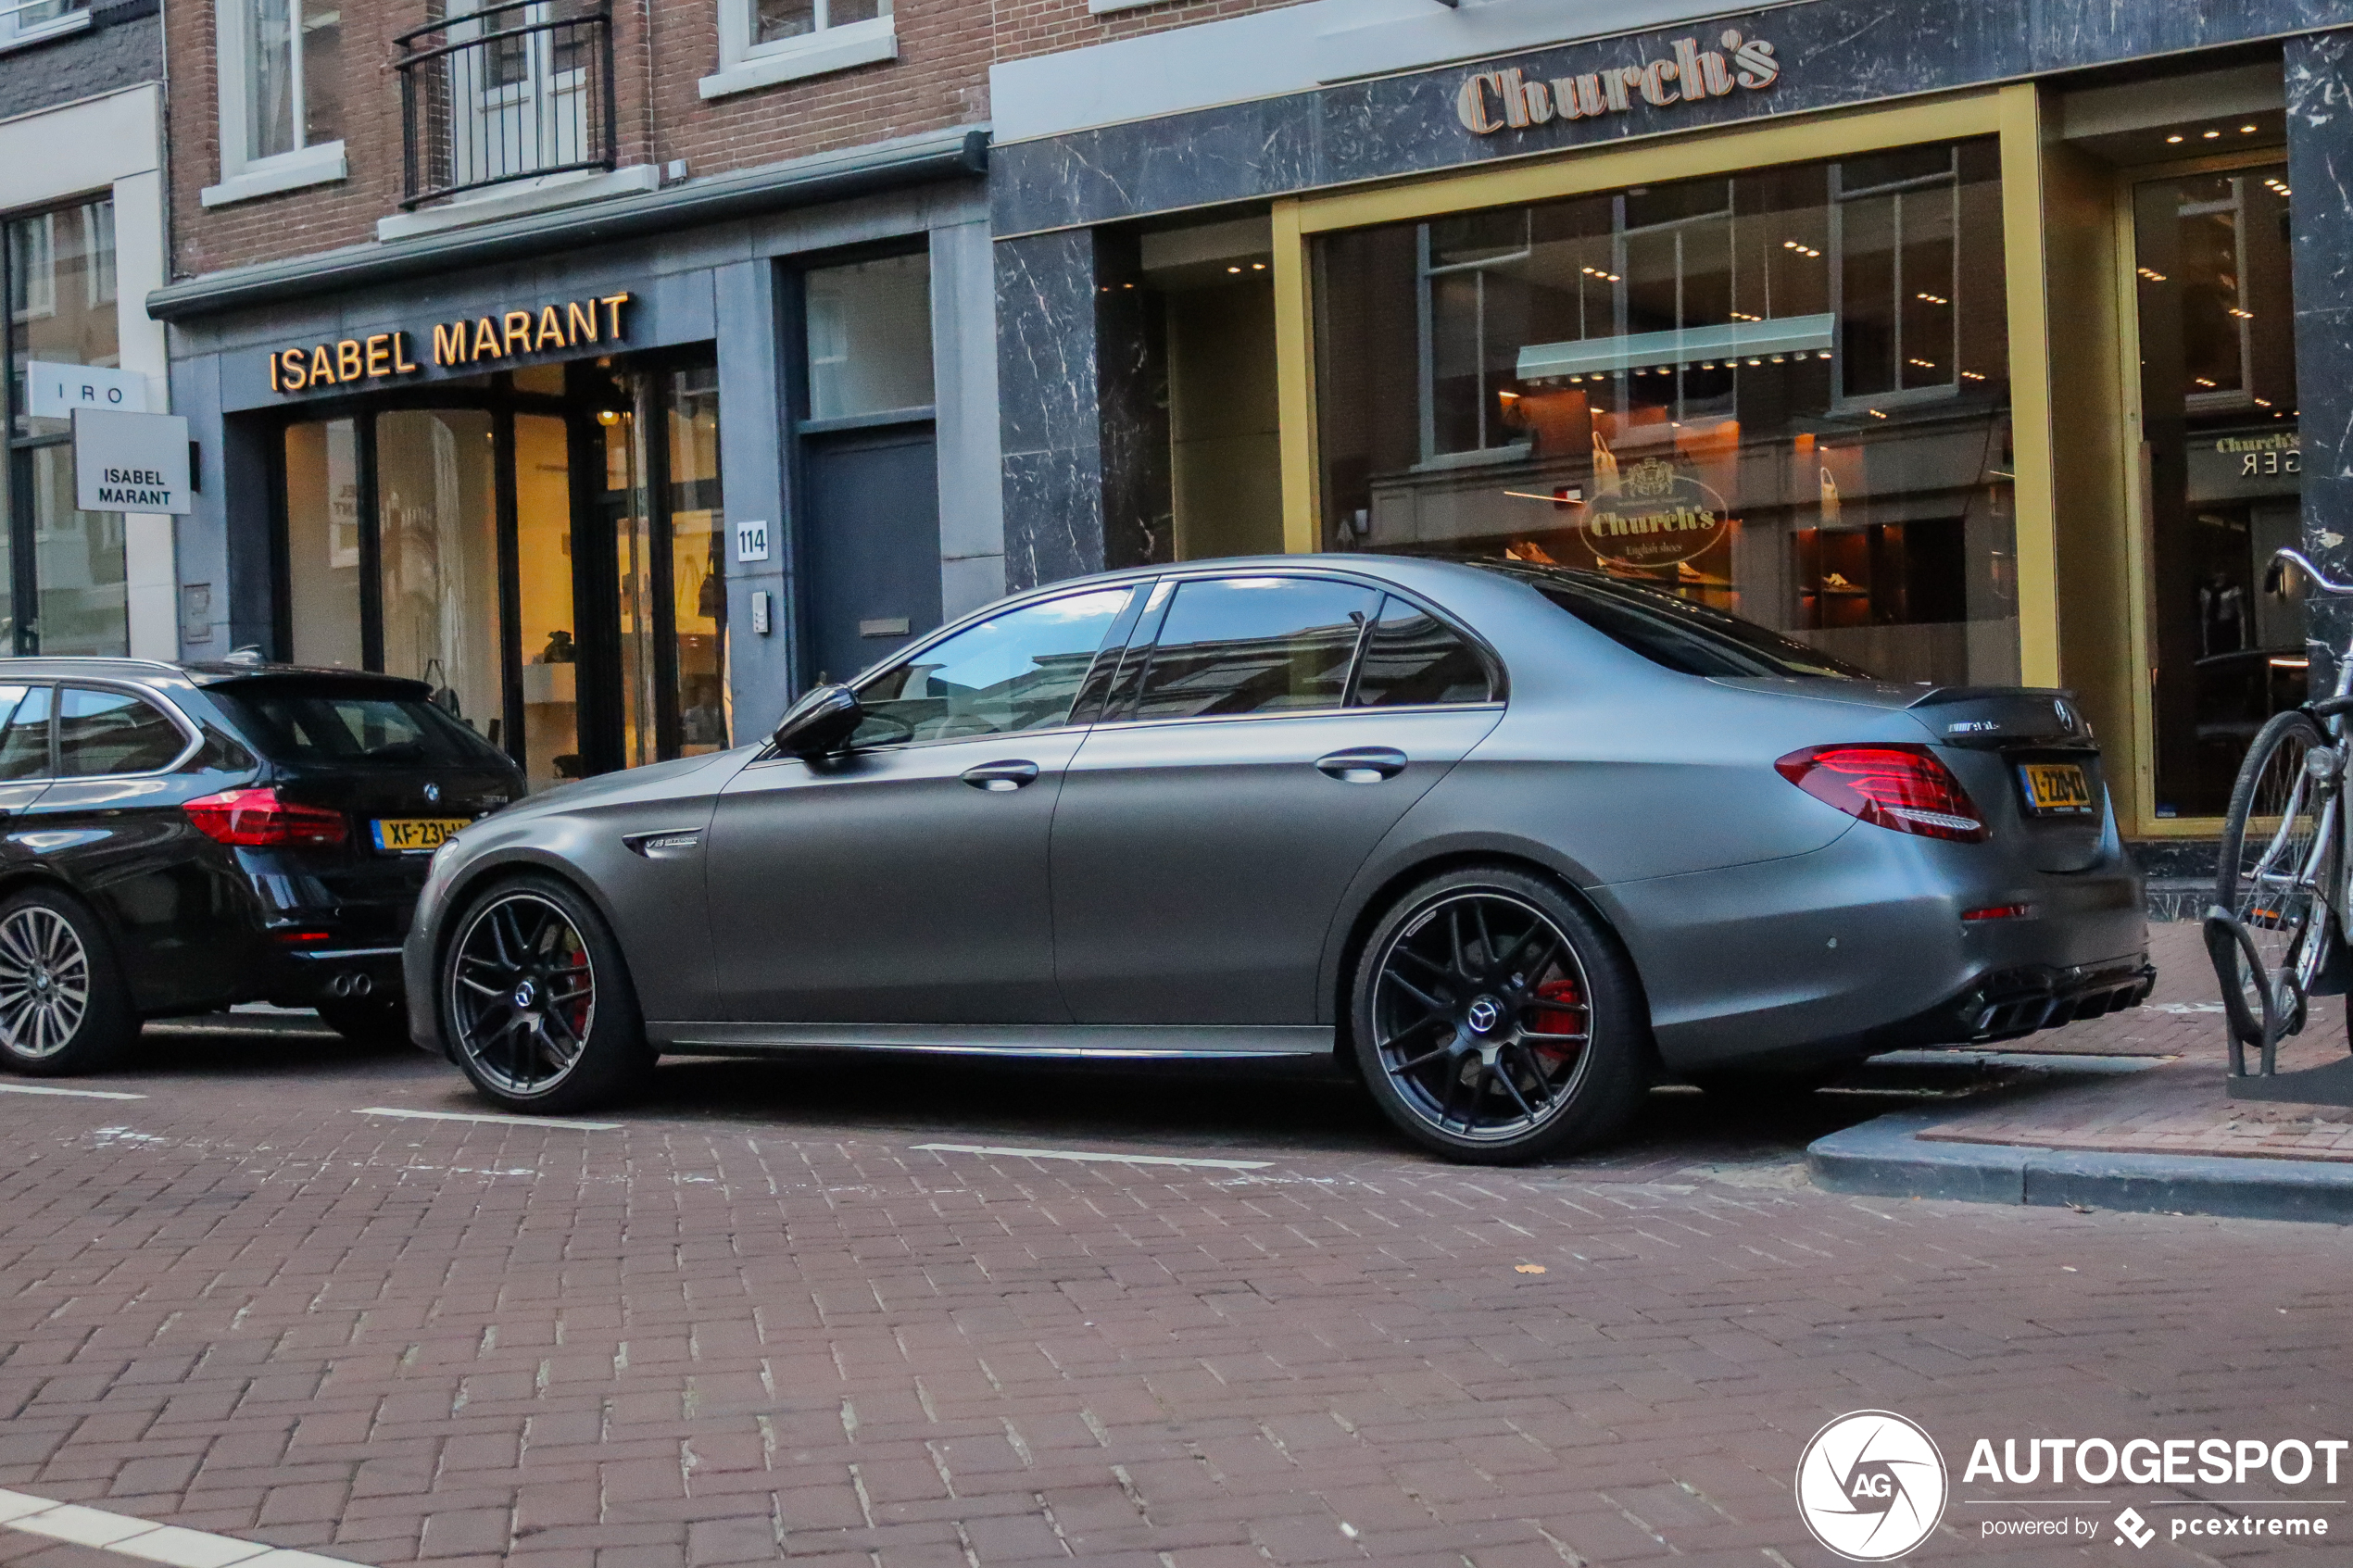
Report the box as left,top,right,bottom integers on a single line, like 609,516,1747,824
0,658,522,1073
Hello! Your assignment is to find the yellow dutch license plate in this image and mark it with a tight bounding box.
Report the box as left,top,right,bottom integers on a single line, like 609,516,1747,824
2019,763,2095,815
371,817,471,854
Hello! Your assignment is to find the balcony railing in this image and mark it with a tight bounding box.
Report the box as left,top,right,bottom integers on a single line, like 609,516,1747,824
396,0,616,211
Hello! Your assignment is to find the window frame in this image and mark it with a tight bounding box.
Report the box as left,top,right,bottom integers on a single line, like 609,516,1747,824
204,0,347,209
701,0,897,100
53,680,202,781
0,0,90,54
1098,569,1506,728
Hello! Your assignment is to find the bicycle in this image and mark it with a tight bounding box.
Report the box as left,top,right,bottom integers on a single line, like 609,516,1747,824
2208,547,2353,1073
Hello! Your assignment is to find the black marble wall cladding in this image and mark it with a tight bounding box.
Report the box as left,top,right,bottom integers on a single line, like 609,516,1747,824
998,228,1176,589
1094,231,1176,573
995,0,2353,237
2288,31,2353,683
998,230,1108,591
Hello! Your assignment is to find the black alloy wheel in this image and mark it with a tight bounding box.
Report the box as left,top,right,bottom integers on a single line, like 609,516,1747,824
444,876,652,1112
0,886,134,1075
1352,866,1646,1164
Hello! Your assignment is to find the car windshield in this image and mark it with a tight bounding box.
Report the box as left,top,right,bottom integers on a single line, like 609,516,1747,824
1475,563,1875,680
207,682,510,767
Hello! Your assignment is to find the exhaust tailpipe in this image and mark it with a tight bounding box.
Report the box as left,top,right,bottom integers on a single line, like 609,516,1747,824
327,972,373,1000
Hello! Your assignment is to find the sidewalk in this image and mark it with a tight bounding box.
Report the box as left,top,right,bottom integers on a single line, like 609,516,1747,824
1811,922,2353,1222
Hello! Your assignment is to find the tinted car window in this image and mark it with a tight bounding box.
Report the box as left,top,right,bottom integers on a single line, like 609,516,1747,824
1491,565,1873,679
58,687,187,776
0,686,44,781
1352,596,1492,707
853,587,1135,746
207,684,510,766
1131,577,1380,720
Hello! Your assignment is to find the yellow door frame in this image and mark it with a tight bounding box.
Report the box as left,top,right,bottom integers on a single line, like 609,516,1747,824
1267,82,2062,680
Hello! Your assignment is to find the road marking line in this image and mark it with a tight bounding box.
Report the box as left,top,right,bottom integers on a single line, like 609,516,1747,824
0,1488,361,1568
913,1141,1272,1171
0,1083,145,1099
356,1106,620,1131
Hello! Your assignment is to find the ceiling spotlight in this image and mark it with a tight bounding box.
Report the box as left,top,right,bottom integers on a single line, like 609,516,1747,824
1252,262,1267,270
2204,129,2221,139
1227,265,1242,274
2166,133,2184,144
2241,124,2259,133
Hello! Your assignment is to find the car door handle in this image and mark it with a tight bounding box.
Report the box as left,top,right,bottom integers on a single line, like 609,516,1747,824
962,760,1041,792
1316,746,1408,784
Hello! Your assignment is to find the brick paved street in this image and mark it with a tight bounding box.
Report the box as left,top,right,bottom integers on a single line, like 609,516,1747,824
2,997,2347,1568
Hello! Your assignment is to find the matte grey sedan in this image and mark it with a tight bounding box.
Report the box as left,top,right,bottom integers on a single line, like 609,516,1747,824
404,557,2151,1164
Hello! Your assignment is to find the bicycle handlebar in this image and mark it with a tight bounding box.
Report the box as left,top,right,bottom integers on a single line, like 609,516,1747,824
2271,548,2353,598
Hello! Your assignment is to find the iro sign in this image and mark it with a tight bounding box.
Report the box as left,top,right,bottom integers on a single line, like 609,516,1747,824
72,408,193,516
1457,30,1780,135
28,361,148,420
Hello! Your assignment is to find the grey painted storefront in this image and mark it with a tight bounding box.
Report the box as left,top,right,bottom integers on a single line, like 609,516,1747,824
988,0,2353,634
153,130,1002,745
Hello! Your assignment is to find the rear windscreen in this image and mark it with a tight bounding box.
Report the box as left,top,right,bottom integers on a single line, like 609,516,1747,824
208,685,509,767
1480,564,1875,680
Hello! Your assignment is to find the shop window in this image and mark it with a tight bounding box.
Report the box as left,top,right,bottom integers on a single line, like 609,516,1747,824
2137,165,2301,819
206,0,345,207
598,361,732,771
283,419,364,671
376,409,505,745
6,199,126,657
805,254,933,421
1316,136,2016,688
706,0,895,96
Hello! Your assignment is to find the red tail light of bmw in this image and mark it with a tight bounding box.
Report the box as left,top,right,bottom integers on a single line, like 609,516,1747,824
183,787,349,848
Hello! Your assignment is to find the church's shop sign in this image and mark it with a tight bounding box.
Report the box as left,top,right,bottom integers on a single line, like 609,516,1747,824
265,291,635,395
1578,457,1732,568
1456,31,1780,136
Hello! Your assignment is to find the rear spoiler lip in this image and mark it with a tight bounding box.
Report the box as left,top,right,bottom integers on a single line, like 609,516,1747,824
1906,684,2075,709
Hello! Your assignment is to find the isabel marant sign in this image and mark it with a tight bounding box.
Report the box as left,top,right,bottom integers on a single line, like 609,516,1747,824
264,291,635,395
1456,30,1781,134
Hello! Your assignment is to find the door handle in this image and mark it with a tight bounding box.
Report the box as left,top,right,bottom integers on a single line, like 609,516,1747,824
1316,746,1408,784
962,760,1040,792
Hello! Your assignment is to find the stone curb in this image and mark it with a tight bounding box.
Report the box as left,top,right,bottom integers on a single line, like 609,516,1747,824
1807,1108,2353,1225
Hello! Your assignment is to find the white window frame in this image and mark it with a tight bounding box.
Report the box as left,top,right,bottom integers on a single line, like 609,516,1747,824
202,0,346,209
0,0,91,54
699,0,896,101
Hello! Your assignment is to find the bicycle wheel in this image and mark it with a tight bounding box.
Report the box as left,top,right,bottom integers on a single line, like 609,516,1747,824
2215,709,2333,1047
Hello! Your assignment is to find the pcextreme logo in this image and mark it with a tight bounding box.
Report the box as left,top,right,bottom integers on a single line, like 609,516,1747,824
1794,1411,1949,1561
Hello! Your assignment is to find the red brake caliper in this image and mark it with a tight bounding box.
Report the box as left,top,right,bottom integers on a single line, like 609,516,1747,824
1525,977,1585,1066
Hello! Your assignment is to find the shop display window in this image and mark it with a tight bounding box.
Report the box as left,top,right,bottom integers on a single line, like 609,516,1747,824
1315,137,2018,686
5,197,125,656
283,418,363,670
2135,163,2301,819
376,409,506,742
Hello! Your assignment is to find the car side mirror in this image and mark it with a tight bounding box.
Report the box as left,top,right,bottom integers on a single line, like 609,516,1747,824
771,684,863,758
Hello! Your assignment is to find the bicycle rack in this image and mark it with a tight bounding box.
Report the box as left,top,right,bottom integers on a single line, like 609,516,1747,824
2206,904,2353,1106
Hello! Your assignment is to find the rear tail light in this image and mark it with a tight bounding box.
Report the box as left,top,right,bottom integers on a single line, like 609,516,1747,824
1775,745,1988,843
183,787,347,848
